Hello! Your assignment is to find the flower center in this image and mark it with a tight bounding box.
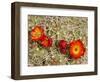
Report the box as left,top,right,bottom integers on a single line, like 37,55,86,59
73,46,80,55
32,31,41,38
35,32,41,37
75,48,78,51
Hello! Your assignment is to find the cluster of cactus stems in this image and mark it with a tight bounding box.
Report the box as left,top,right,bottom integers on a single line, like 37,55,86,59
28,15,88,66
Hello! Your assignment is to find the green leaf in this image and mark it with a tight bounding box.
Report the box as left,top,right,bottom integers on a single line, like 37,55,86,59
65,51,70,58
55,40,59,47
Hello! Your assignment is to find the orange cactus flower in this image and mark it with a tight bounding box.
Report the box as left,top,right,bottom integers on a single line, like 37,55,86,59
30,25,44,41
69,39,85,59
40,35,52,47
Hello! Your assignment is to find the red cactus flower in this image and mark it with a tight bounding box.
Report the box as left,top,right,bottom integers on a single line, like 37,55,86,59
58,40,67,54
40,35,52,47
69,39,85,59
60,48,67,54
39,34,47,41
58,40,67,49
30,25,44,41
